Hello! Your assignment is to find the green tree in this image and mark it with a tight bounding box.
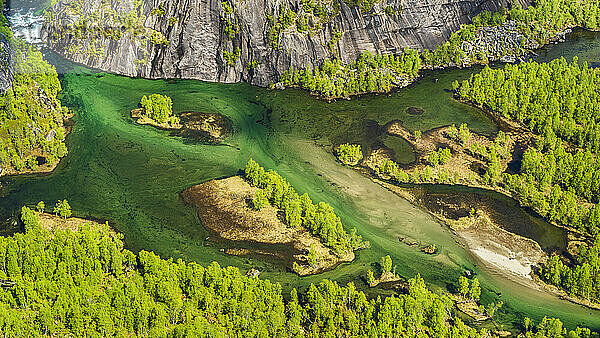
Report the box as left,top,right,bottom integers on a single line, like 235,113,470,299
308,245,317,267
53,200,72,219
366,269,375,286
252,189,269,210
336,143,363,165
523,317,532,332
458,276,470,298
381,255,392,274
36,201,45,213
414,130,422,142
485,301,502,318
469,278,481,301
139,94,174,124
458,124,470,144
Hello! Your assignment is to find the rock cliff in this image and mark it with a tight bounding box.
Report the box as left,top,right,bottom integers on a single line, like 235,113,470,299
0,33,14,93
43,0,530,86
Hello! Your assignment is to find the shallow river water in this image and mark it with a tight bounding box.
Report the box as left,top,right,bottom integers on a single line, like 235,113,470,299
2,8,600,329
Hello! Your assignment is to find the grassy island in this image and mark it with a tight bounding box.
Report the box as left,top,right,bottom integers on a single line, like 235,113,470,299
132,94,180,129
365,255,403,288
182,159,368,275
131,94,232,142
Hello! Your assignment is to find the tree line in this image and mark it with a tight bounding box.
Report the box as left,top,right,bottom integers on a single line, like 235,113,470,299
0,206,593,337
280,50,421,99
245,158,367,255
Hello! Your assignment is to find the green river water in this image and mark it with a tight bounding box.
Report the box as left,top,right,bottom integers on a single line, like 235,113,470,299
1,24,600,330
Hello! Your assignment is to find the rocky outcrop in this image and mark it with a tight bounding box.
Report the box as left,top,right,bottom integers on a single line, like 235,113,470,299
0,33,13,93
43,0,530,86
459,20,567,64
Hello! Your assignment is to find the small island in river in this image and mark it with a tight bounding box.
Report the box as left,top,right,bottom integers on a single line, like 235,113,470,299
182,159,368,276
182,176,354,276
131,93,232,142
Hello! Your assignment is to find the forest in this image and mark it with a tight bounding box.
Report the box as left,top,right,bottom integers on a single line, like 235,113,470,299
0,207,593,337
0,38,69,174
455,57,600,305
245,159,367,255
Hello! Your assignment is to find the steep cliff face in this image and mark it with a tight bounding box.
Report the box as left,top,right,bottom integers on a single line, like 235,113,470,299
0,33,14,93
43,0,529,86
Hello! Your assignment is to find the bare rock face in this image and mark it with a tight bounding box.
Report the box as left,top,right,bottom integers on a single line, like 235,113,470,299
0,33,13,93
43,0,530,86
460,20,541,64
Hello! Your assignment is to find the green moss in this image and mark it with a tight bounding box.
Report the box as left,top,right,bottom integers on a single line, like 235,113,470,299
223,48,241,66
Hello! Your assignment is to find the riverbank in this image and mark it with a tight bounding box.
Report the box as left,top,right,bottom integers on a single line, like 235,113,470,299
361,160,600,311
276,20,584,100
375,179,546,284
181,176,354,276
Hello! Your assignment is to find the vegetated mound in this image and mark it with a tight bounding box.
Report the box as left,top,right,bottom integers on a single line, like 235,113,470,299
0,44,71,177
130,107,180,130
181,176,353,275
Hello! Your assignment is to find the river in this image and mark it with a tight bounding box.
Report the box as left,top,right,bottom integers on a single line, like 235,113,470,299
3,4,600,330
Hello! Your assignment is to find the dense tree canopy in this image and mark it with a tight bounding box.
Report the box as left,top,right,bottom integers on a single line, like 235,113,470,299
454,57,600,305
336,143,363,166
0,207,594,337
139,94,175,124
280,0,600,98
245,158,367,254
281,50,421,99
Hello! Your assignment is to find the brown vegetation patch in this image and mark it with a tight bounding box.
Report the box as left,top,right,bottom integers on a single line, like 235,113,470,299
406,107,425,115
452,295,490,321
369,271,404,288
178,112,232,142
36,211,114,235
377,120,536,190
